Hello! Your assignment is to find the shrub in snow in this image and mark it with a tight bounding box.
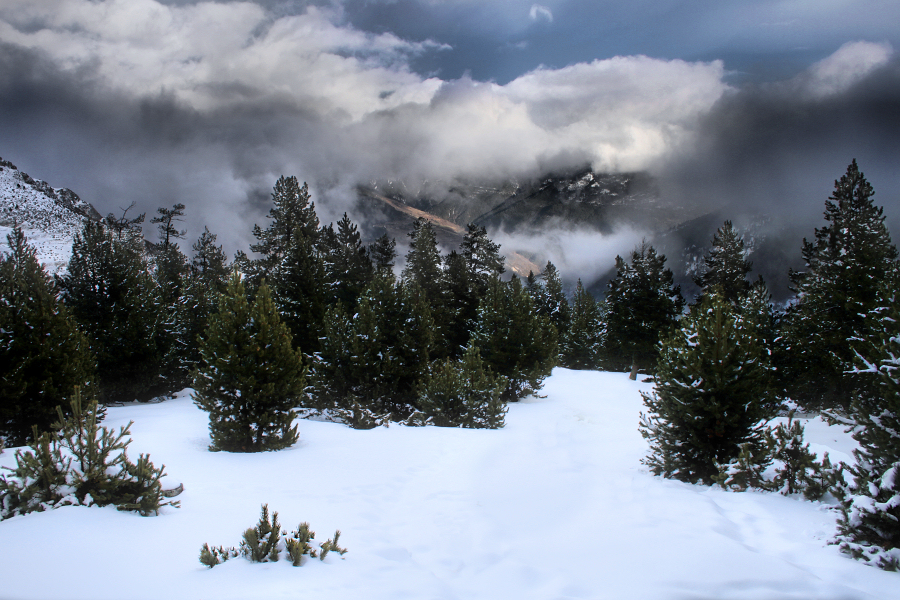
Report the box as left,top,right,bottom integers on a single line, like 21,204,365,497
640,293,776,484
0,389,178,519
416,343,508,429
192,273,305,452
716,414,842,500
833,277,900,570
241,503,282,562
200,504,347,569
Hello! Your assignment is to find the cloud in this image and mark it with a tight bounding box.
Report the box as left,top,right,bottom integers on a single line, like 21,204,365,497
794,40,893,98
529,4,553,23
0,0,731,251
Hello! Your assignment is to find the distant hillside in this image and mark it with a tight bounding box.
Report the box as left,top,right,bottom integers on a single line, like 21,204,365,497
0,157,100,273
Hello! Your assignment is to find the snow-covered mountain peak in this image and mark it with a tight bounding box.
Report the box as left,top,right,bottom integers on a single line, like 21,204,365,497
0,157,100,273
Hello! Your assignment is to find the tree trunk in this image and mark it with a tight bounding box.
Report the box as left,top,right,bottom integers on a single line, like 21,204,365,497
629,355,638,381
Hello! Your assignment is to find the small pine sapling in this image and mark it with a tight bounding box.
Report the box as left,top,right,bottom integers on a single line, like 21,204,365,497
285,522,317,566
0,389,177,520
769,415,839,499
240,504,282,562
319,530,348,560
715,438,774,492
199,543,238,568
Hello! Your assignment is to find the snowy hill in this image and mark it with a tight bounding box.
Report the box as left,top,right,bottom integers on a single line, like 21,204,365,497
0,369,894,600
0,157,100,273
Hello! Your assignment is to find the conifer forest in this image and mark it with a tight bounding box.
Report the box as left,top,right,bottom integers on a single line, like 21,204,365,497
2,160,900,598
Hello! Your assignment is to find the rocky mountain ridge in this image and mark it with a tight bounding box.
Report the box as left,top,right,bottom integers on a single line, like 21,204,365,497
0,157,100,273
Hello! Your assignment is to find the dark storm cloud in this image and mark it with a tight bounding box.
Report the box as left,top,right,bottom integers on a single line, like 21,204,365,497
658,49,900,234
1,0,898,276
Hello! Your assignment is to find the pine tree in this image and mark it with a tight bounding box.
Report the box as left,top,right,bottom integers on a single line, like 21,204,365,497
693,220,752,304
320,213,374,310
639,293,777,484
0,228,96,445
270,227,326,356
835,273,900,569
472,276,558,401
530,261,571,343
312,275,434,419
416,343,508,429
442,225,507,359
242,176,319,291
164,228,231,391
402,218,444,304
368,233,397,277
192,274,305,452
779,160,897,411
560,279,604,370
57,220,163,402
604,241,684,378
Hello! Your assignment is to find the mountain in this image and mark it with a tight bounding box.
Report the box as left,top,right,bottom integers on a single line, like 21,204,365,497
0,156,100,273
356,168,803,300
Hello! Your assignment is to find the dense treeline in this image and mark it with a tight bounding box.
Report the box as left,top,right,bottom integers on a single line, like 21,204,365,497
2,161,899,568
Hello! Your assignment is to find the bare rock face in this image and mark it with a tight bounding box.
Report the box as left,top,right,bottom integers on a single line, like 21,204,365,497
0,156,101,273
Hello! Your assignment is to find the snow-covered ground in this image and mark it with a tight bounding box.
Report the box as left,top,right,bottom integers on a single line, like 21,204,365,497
0,369,895,600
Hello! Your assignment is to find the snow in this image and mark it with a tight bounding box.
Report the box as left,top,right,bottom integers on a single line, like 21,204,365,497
1,369,896,600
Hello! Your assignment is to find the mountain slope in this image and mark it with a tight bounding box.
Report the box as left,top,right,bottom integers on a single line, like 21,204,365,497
0,157,100,273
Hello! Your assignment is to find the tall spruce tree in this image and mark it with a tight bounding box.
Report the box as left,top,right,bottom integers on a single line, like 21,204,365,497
639,293,777,484
270,226,326,356
165,228,231,390
560,279,604,370
471,276,558,401
193,274,304,452
242,176,319,291
530,261,571,343
835,273,900,569
58,220,163,402
0,227,96,445
604,241,684,378
369,233,397,277
320,213,374,310
779,160,898,411
693,220,752,304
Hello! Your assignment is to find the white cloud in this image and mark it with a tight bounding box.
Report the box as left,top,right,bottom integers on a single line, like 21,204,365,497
797,41,894,98
0,0,730,201
529,4,553,23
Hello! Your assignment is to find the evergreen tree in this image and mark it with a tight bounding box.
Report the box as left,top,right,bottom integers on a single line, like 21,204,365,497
416,343,508,429
164,228,231,391
368,233,397,277
471,276,558,401
320,213,373,310
312,275,434,420
779,160,898,411
560,279,604,370
531,261,571,343
604,241,684,378
0,228,96,445
835,274,900,569
193,274,304,452
270,227,326,356
461,224,505,297
402,218,444,304
442,225,507,359
242,176,319,291
639,293,777,484
693,220,752,304
58,220,163,402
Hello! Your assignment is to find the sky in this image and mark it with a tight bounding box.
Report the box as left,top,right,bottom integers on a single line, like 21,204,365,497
0,0,899,263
